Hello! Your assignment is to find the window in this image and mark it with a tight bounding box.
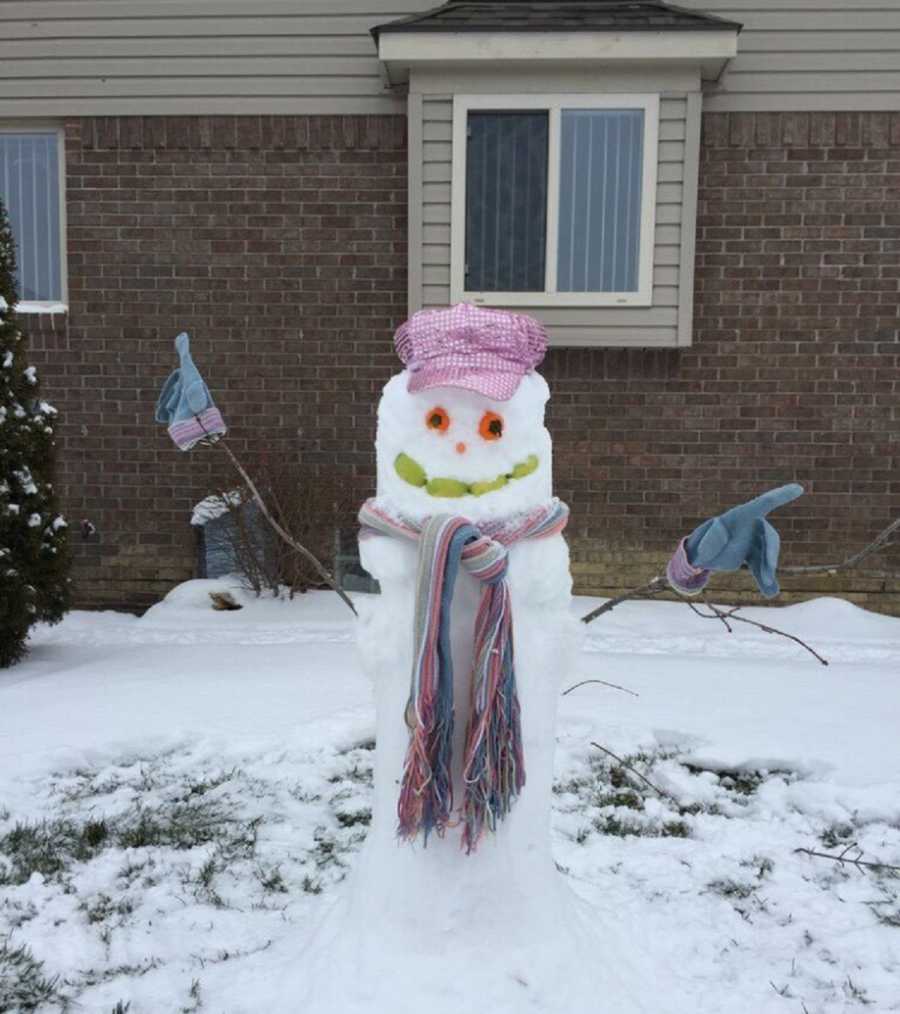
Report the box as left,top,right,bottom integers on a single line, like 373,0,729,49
451,95,658,307
0,129,65,307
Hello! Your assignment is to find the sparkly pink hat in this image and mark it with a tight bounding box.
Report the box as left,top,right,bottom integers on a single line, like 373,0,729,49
394,303,547,402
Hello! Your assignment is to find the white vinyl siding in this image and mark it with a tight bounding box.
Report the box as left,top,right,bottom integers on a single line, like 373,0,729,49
678,1,900,111
414,83,693,347
0,128,65,305
0,0,426,116
0,2,899,116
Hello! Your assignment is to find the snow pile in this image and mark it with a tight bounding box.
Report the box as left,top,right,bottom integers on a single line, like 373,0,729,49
0,591,898,1013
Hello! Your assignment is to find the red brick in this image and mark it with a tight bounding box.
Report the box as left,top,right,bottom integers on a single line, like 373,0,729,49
25,110,900,609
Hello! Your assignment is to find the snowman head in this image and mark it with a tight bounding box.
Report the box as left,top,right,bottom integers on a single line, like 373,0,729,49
374,304,554,523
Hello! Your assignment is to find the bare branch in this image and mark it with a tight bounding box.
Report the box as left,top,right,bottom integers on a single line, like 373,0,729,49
580,568,828,663
793,846,900,875
781,516,900,576
686,597,733,633
580,518,898,661
216,440,358,617
691,593,829,666
580,576,668,624
562,678,639,699
590,741,679,806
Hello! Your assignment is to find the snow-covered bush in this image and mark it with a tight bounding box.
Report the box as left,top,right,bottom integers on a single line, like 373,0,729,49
0,198,70,666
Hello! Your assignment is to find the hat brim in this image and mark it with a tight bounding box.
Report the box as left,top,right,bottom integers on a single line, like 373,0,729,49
406,360,525,402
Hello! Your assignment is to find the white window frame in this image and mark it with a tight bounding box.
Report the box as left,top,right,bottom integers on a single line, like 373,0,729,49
0,123,68,314
451,93,659,308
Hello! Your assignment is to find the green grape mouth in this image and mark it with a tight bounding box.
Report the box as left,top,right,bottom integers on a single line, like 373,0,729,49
393,452,539,498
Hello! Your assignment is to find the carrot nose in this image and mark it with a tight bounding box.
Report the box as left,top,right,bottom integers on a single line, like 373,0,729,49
456,442,467,454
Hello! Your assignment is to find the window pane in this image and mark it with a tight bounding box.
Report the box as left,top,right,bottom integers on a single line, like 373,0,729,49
557,109,644,293
0,133,62,302
465,111,548,292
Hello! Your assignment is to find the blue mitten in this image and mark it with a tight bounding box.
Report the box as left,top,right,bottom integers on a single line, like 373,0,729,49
667,484,804,598
155,332,227,450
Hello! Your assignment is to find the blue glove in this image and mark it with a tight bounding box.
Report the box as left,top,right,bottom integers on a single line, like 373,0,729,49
667,484,804,598
155,332,227,450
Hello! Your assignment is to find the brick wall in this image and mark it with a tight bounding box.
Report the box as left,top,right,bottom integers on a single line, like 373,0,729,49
29,115,408,608
25,111,900,613
547,111,900,613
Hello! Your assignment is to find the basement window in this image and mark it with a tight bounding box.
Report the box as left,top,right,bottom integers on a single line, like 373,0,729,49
451,94,659,307
0,129,66,310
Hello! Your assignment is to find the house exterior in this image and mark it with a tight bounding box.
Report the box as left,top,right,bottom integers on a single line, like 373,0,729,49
1,0,898,613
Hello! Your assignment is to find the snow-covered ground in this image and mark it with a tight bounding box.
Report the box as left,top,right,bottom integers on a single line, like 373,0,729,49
1,580,898,1013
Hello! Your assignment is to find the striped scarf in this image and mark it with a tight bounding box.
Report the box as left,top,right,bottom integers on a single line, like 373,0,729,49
358,497,569,853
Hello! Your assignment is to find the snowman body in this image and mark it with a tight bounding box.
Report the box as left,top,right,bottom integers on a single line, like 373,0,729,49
357,369,575,906
291,370,621,1013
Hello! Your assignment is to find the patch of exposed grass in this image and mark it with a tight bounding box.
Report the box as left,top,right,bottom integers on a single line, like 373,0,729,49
683,762,797,798
180,770,239,801
0,940,66,1013
181,978,202,1013
740,854,775,880
81,892,135,925
309,827,348,870
334,809,371,829
820,822,857,849
0,819,106,886
301,875,323,895
0,796,263,891
193,857,225,908
82,819,109,848
117,800,256,854
256,864,288,895
556,749,804,846
0,746,376,1011
2,900,37,931
707,878,758,900
556,749,704,841
72,957,160,991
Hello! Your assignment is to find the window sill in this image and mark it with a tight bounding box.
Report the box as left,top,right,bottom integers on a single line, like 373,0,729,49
457,291,653,309
0,299,68,315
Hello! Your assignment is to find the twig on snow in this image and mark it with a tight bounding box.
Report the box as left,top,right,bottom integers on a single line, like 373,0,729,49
590,741,679,806
563,678,639,699
793,844,900,875
216,440,358,617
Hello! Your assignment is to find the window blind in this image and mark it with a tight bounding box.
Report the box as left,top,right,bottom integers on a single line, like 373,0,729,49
557,109,644,293
465,111,548,293
0,133,62,303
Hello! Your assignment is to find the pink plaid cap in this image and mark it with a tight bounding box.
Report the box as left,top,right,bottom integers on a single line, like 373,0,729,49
393,303,548,401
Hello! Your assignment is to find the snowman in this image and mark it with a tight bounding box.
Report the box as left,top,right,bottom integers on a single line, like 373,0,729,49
293,303,638,1014
153,313,802,1013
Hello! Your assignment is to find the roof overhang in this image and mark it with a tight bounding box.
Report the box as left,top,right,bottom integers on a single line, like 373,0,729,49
376,29,739,86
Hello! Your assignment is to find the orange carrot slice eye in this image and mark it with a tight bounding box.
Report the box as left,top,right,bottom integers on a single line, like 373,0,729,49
479,411,504,440
426,406,450,432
